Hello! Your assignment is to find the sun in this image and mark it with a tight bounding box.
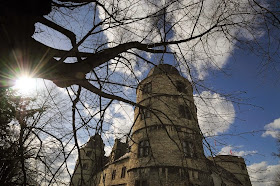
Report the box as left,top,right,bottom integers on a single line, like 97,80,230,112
13,76,38,94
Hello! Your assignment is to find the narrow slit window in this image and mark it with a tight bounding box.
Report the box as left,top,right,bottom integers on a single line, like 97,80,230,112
121,166,126,178
112,170,116,180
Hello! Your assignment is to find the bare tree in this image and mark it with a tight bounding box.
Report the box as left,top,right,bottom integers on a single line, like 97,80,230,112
273,135,280,186
0,87,50,185
1,0,279,93
1,0,279,185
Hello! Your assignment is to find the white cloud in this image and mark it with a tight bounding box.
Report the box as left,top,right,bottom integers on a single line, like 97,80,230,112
218,145,257,157
101,102,134,156
248,161,280,186
168,0,263,79
83,102,99,116
262,118,280,138
104,145,113,157
194,91,235,136
107,52,143,77
97,0,264,80
105,102,134,141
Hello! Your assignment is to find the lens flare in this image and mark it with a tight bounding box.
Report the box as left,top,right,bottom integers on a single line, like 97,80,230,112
14,76,37,94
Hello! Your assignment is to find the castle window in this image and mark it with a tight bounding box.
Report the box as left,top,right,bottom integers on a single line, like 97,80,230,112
78,179,85,186
112,170,116,180
176,81,187,93
139,140,150,157
179,105,192,120
142,82,152,94
86,150,92,157
182,141,195,158
82,163,88,170
179,168,188,180
102,174,106,183
121,166,126,178
140,108,151,120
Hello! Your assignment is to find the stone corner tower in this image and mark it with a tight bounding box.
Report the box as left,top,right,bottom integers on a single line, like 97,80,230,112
208,155,252,186
71,134,105,186
128,64,212,186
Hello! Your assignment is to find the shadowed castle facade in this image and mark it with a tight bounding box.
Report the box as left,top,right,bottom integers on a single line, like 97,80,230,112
71,64,252,186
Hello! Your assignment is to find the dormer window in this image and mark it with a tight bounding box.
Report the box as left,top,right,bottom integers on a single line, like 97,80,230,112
142,82,152,94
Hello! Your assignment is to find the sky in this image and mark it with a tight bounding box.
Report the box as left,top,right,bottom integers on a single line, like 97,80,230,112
11,1,280,185
203,48,280,185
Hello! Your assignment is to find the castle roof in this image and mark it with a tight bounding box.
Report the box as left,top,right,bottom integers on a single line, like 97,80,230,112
147,64,180,77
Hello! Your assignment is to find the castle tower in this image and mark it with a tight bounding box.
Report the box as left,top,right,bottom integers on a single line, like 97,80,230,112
71,134,105,186
71,64,252,186
208,155,252,186
128,64,212,186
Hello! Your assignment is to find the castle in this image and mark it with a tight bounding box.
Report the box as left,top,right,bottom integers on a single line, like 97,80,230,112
71,64,252,186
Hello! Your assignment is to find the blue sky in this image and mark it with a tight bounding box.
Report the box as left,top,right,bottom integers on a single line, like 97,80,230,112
211,49,280,163
201,47,280,184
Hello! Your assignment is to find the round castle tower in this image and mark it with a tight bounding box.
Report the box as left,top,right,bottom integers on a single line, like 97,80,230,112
128,64,212,186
